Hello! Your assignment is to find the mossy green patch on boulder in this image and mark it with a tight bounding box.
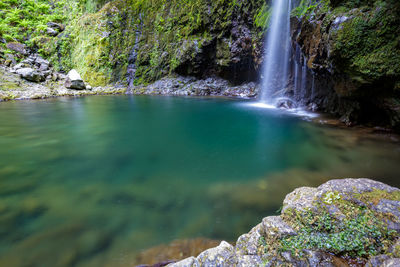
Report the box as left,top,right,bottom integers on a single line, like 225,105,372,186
172,178,400,266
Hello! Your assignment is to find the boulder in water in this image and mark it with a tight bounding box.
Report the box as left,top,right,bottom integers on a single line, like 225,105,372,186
276,98,295,109
65,69,86,90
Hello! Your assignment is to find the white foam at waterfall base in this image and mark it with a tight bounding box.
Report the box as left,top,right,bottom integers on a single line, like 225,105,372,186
241,102,319,119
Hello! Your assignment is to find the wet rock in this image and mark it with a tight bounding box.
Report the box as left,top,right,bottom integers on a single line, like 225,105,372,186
6,42,27,55
276,98,296,109
16,68,45,82
65,69,86,89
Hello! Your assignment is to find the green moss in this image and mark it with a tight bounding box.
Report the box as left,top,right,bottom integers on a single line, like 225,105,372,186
291,0,319,19
260,189,400,262
279,206,396,258
2,0,265,85
331,0,400,82
254,3,271,30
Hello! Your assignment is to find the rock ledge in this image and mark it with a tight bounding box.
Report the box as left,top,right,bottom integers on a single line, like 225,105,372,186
169,178,400,267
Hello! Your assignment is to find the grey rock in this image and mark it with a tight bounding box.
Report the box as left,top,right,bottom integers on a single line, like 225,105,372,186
36,56,50,71
6,42,27,55
236,223,264,255
283,178,400,214
318,178,399,195
305,250,349,267
65,69,86,90
197,241,236,266
16,68,45,82
86,85,92,90
22,55,36,66
11,63,27,72
47,22,65,32
163,179,400,266
366,255,391,267
168,256,199,267
47,27,58,36
133,76,259,98
236,255,263,266
282,186,318,213
381,258,400,267
262,216,297,238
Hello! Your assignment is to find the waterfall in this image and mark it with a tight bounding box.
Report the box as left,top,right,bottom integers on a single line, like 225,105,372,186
260,0,292,104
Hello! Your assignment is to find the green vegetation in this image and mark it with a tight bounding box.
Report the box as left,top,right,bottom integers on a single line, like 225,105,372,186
259,189,400,262
280,207,396,258
1,0,266,86
291,0,319,19
0,0,66,43
254,3,271,30
333,0,400,80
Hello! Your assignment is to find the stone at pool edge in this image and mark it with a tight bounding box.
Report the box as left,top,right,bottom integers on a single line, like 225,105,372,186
16,68,45,83
65,69,86,90
168,178,400,267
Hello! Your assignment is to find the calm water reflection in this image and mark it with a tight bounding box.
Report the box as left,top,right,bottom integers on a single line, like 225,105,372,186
0,95,399,266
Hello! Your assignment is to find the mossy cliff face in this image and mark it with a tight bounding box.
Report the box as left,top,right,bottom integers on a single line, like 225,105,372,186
133,0,266,85
32,0,267,87
169,178,400,266
292,0,400,130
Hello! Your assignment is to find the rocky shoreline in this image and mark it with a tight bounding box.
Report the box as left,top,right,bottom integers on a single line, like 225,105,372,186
165,179,400,267
0,64,259,101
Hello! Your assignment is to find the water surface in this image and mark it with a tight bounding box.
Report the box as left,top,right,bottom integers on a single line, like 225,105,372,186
0,95,400,266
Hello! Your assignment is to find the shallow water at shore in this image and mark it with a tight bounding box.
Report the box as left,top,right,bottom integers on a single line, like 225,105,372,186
0,95,400,266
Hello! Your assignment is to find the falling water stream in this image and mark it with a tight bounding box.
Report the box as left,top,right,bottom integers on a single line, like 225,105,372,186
260,0,292,103
260,0,311,107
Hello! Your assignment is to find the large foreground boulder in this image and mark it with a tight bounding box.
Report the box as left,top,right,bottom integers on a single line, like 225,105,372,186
169,178,400,267
65,69,86,90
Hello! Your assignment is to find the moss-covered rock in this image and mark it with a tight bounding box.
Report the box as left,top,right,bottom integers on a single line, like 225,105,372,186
170,178,400,266
292,0,400,130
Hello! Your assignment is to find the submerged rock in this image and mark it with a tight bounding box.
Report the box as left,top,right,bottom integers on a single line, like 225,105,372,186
276,98,296,109
65,69,86,90
134,238,220,266
170,178,400,267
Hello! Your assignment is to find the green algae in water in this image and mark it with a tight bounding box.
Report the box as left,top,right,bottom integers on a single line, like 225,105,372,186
0,95,400,266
